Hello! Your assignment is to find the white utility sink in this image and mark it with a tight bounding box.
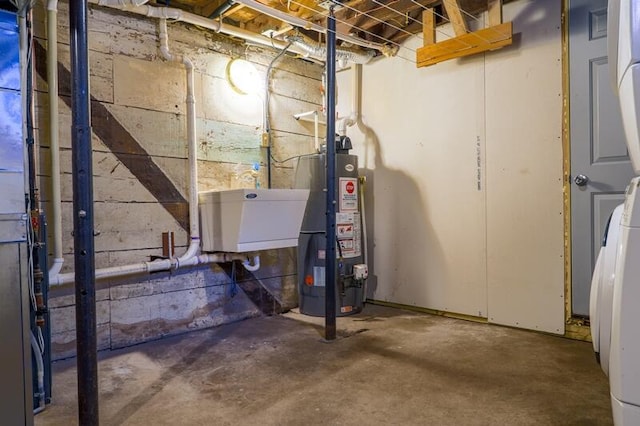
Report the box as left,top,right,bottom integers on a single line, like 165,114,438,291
199,188,310,253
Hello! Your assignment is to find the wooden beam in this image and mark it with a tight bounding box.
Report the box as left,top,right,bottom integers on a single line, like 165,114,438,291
442,0,468,36
422,8,435,45
336,0,436,35
416,21,512,67
488,0,503,26
200,0,226,18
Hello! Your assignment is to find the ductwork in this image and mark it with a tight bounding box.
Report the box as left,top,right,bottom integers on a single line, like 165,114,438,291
285,35,375,65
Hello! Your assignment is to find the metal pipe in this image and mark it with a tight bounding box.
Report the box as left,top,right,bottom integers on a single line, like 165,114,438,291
324,7,337,341
158,19,201,267
69,0,99,423
209,0,235,19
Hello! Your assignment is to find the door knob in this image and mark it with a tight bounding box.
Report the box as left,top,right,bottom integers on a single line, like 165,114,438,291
574,174,589,186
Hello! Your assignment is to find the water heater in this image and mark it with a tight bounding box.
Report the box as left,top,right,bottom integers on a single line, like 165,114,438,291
294,137,367,316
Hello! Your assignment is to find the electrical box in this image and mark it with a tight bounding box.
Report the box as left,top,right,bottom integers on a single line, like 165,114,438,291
199,188,309,252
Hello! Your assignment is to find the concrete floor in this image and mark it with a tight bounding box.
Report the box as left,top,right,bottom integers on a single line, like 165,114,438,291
36,305,612,426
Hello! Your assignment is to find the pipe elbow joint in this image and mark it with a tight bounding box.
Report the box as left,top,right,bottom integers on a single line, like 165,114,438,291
242,255,260,272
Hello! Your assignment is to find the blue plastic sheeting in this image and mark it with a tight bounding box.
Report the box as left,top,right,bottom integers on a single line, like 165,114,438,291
0,9,19,91
0,89,23,172
0,9,21,173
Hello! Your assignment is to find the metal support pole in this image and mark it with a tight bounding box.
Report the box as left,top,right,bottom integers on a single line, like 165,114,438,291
324,7,337,341
69,0,99,424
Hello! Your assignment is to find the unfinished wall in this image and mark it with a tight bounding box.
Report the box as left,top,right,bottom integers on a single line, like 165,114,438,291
32,2,323,359
339,0,564,333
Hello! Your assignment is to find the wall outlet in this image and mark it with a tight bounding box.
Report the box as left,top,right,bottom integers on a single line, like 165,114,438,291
261,132,269,148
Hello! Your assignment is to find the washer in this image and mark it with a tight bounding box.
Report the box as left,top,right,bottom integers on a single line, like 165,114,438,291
601,1,640,423
590,203,624,377
609,178,640,424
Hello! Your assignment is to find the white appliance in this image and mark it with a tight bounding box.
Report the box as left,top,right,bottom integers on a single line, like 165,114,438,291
590,203,623,377
598,0,640,423
609,178,640,424
198,188,309,252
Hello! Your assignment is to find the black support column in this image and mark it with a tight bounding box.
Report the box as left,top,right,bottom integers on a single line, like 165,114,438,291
324,7,337,341
69,0,99,423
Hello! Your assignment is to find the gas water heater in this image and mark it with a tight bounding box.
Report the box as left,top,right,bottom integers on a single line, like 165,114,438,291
294,136,368,316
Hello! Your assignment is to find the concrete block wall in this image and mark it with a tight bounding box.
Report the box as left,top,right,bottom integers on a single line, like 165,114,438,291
31,1,323,359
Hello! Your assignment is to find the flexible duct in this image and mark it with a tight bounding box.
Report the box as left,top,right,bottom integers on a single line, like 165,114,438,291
286,35,374,65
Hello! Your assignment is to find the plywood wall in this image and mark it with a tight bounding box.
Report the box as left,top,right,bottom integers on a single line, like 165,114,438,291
338,0,564,333
32,1,323,358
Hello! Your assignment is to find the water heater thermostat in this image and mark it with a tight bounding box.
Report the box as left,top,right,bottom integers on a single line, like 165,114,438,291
353,264,368,280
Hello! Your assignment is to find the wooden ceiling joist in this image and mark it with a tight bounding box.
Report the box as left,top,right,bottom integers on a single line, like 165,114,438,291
416,0,512,68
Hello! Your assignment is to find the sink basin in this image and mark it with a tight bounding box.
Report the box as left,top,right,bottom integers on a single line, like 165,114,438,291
199,188,310,252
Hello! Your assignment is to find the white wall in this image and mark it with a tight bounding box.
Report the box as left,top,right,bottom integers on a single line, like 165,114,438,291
339,0,564,333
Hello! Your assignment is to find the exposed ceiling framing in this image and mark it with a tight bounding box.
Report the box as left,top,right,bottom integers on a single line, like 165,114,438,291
158,0,516,60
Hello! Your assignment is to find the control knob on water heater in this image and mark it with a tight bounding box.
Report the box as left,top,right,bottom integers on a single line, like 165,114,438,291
353,264,368,280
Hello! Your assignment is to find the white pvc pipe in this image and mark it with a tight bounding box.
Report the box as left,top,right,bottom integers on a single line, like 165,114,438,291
46,0,65,280
96,0,148,6
242,255,260,272
338,64,359,135
51,252,259,286
158,19,201,268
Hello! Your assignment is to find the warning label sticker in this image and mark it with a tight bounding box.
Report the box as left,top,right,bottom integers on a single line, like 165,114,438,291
336,212,361,259
339,177,358,212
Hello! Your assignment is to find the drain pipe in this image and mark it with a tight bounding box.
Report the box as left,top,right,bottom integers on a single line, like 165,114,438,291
47,0,64,280
338,64,360,136
158,18,200,267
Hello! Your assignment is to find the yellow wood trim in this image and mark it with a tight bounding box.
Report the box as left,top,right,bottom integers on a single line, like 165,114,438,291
422,8,435,45
560,0,576,337
442,0,468,37
416,22,512,67
488,0,503,26
565,323,592,342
